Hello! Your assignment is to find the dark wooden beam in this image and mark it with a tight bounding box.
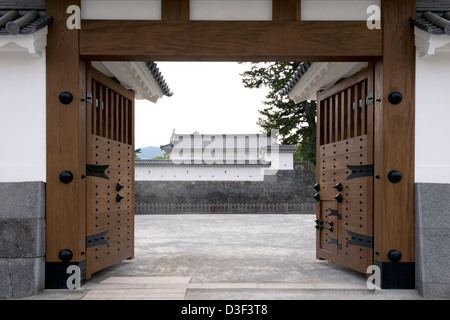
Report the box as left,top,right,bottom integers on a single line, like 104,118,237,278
46,0,86,287
373,0,416,288
80,20,382,62
272,0,301,21
161,0,190,20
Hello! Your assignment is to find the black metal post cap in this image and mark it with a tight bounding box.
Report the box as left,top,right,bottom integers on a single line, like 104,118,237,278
116,194,124,202
59,91,73,105
313,183,320,191
59,249,73,262
388,249,402,262
59,170,74,184
116,183,124,192
313,193,320,202
335,194,343,203
388,91,403,105
388,170,402,183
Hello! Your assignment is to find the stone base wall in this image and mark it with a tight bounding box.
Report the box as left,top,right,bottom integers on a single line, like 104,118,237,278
135,162,316,213
0,182,45,299
415,183,450,299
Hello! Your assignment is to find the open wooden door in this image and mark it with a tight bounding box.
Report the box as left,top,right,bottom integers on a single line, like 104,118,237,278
85,65,135,279
314,65,375,274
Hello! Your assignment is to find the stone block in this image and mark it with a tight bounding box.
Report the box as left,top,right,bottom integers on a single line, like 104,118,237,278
0,182,45,219
0,258,45,299
415,182,450,299
0,218,45,258
416,183,450,229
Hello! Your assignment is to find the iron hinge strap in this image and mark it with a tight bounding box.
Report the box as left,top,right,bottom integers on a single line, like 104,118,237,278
346,230,373,249
329,209,342,220
346,164,374,180
328,236,342,250
366,92,374,106
86,92,93,105
86,230,109,248
86,164,109,180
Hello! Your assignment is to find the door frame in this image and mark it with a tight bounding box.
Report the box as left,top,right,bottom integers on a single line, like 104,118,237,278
45,0,416,289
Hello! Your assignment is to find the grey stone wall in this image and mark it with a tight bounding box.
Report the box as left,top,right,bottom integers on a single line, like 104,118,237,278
135,162,316,211
415,183,450,299
0,182,45,299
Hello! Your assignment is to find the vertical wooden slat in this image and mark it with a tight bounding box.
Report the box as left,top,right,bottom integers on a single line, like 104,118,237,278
124,99,129,145
161,0,190,20
115,93,119,141
92,80,97,136
329,97,334,143
104,87,109,139
353,83,360,137
347,87,353,138
323,99,328,145
128,97,133,145
361,80,367,135
98,83,104,137
120,96,125,143
272,0,301,21
335,94,340,142
341,91,347,140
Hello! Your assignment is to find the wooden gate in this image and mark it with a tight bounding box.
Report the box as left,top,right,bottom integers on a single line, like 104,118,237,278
314,65,374,274
85,65,135,278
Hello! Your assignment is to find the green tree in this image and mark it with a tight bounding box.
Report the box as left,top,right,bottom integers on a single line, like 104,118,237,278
153,151,170,160
240,62,316,163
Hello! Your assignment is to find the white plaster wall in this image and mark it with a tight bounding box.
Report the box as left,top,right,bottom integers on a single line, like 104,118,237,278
266,152,294,171
0,51,46,182
301,0,380,21
415,51,450,184
190,0,272,20
81,0,161,20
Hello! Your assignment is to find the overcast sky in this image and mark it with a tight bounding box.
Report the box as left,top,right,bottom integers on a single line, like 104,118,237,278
134,62,271,148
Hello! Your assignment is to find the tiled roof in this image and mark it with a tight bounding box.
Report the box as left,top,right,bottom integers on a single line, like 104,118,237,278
412,11,450,35
0,9,51,35
264,145,297,153
277,62,313,97
0,1,45,10
146,62,173,97
417,0,450,12
280,4,450,97
135,159,271,167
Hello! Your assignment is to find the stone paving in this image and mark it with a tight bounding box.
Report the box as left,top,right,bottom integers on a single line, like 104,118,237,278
16,214,424,300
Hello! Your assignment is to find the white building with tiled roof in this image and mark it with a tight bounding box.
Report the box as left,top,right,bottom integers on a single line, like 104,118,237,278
135,133,297,181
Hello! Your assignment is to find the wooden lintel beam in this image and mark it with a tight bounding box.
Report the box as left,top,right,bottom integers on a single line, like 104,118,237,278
80,20,382,62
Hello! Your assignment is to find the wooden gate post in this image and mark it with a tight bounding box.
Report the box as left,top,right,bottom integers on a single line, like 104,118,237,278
45,0,87,288
373,0,416,289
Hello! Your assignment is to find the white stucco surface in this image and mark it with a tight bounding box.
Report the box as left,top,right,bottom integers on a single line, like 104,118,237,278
0,51,46,182
81,0,162,20
415,50,450,183
301,0,381,21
